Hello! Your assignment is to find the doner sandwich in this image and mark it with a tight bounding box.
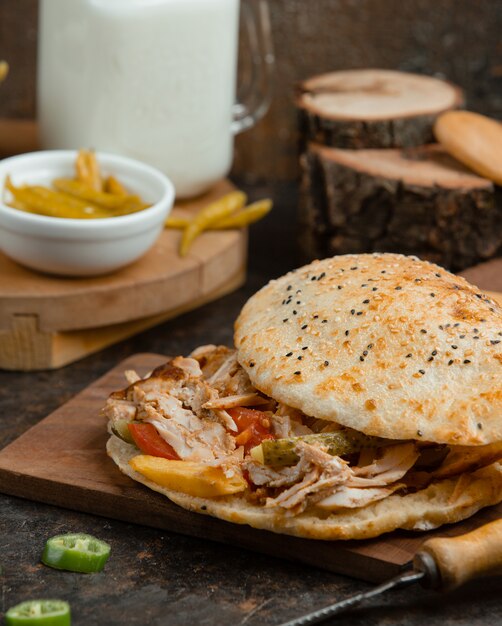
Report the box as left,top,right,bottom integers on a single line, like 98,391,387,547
104,253,502,540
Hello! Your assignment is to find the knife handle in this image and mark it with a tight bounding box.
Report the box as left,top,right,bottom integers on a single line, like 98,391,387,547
414,518,502,590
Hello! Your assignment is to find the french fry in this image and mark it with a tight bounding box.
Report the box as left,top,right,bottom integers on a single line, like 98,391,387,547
53,178,130,209
76,149,102,192
179,190,246,256
213,199,272,229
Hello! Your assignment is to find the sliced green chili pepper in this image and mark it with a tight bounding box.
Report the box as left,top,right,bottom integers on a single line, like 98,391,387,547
5,600,71,625
41,533,110,573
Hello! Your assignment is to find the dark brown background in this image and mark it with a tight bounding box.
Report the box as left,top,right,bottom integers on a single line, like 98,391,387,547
1,0,501,181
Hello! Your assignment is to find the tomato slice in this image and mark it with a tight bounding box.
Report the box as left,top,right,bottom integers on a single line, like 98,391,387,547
128,423,179,460
228,407,275,454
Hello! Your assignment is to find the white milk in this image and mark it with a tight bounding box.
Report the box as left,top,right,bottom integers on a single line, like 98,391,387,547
38,0,240,197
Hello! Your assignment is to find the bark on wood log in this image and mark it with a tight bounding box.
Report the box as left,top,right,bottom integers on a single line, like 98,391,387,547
299,143,501,272
297,69,464,150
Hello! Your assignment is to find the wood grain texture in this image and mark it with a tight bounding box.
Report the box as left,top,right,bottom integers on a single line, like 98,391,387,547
299,143,502,271
0,179,247,370
297,69,464,149
0,352,500,584
1,1,501,181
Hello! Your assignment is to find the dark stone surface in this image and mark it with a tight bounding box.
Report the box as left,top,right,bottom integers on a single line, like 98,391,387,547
0,181,500,624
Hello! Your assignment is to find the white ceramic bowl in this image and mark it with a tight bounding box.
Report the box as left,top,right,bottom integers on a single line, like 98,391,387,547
0,150,174,276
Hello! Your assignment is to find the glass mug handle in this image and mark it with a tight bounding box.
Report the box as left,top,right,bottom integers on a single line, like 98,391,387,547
231,0,274,134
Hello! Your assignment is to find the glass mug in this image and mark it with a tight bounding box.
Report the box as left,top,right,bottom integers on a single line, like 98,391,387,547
37,0,273,198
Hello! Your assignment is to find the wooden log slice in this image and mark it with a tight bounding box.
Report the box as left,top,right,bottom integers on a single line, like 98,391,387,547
300,143,501,272
297,69,464,149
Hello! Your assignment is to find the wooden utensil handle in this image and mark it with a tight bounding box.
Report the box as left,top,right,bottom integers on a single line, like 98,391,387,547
415,519,502,590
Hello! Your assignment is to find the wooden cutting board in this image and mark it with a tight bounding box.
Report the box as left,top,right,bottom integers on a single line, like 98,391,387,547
0,179,246,371
0,353,500,584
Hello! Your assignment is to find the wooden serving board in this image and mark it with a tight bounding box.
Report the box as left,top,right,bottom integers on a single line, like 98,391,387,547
0,179,246,371
0,353,500,584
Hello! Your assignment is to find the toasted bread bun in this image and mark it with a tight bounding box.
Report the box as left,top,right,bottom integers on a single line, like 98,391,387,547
235,253,502,446
107,436,502,541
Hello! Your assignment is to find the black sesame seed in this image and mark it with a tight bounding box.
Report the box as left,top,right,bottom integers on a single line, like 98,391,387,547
350,266,358,270
350,309,355,315
435,273,441,278
360,356,365,362
296,289,301,294
372,287,378,291
297,356,302,360
283,318,289,323
361,284,368,287
287,285,292,291
439,325,444,330
463,359,471,364
473,336,480,340
367,343,374,349
286,352,293,357
293,310,297,315
337,285,343,290
419,369,425,375
301,324,308,330
201,505,207,511
324,361,329,367
477,423,483,430
313,314,319,319
395,286,402,291
302,346,308,350
414,278,421,282
406,353,412,358
311,276,316,281
319,272,326,279
473,328,479,333
451,345,458,349
381,270,386,274
430,293,435,297
427,356,434,362
454,323,460,327
417,430,423,437
345,330,349,336
322,319,328,323
282,299,286,305
420,329,427,334
363,350,368,356
490,340,501,345
448,360,454,366
294,371,301,375
356,311,363,316
249,362,255,367
460,334,466,339
296,300,301,304
363,299,370,304
431,350,437,356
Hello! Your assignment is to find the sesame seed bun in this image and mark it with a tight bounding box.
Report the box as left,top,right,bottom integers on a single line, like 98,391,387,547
234,253,502,446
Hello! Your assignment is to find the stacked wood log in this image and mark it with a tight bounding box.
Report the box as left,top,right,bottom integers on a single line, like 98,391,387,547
297,69,502,271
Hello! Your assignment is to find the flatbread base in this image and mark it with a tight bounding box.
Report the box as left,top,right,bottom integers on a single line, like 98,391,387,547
107,436,502,541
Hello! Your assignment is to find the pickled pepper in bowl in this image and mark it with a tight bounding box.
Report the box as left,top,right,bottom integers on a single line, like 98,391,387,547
3,149,150,219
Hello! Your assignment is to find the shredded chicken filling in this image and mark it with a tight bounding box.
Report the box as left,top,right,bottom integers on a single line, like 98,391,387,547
103,346,502,514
